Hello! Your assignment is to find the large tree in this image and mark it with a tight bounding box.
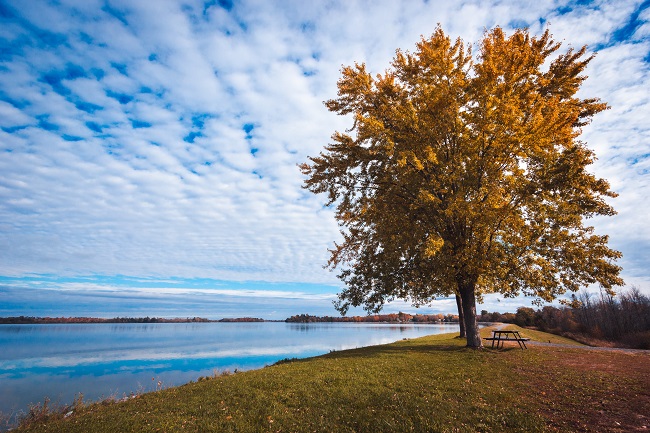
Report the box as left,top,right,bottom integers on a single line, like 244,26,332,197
301,27,623,348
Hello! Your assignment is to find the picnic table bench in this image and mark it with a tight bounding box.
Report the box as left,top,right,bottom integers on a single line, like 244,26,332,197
484,330,530,349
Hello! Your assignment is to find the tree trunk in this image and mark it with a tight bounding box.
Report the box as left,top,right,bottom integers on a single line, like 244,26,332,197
458,282,482,348
455,293,466,338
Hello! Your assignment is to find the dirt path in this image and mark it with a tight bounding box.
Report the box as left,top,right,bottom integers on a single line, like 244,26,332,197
526,340,649,354
489,323,649,354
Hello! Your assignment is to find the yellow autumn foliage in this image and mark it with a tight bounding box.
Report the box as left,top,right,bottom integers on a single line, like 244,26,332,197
301,26,623,347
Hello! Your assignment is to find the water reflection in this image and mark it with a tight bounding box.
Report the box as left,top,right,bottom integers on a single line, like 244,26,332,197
0,322,461,421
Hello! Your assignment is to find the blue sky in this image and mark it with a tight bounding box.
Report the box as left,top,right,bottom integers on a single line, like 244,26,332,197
1,0,649,319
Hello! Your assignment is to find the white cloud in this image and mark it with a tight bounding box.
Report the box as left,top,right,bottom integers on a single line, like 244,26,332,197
0,0,649,319
0,101,33,127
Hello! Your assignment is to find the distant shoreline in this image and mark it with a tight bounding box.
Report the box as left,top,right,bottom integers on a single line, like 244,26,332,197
0,316,269,324
0,313,459,325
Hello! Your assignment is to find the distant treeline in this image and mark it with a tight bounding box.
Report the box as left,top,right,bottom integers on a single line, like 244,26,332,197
0,313,461,325
480,287,650,349
285,313,459,323
0,316,213,324
0,316,274,324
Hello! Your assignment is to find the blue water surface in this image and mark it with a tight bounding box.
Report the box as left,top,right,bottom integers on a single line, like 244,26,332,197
0,322,460,420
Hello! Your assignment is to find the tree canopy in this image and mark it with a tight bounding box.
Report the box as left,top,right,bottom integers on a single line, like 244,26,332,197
300,27,623,347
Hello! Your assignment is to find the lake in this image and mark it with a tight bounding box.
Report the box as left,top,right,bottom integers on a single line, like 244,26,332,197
0,322,460,421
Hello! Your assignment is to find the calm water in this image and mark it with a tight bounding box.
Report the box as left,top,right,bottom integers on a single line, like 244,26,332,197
0,322,459,418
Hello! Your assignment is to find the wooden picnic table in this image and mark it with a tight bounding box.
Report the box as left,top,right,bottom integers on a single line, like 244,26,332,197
484,330,530,349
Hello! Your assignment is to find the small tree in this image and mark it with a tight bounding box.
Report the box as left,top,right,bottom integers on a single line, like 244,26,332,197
301,27,623,348
514,307,536,328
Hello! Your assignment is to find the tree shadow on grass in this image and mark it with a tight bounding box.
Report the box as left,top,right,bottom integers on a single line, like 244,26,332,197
321,341,473,360
323,335,534,359
270,335,519,369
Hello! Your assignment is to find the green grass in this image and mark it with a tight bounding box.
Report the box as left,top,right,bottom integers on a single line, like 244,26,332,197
13,328,650,433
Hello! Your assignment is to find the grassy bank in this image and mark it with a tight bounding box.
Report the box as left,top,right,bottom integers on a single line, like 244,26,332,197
13,326,649,432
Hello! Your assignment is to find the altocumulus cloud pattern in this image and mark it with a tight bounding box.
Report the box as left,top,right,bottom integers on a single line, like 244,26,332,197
0,0,649,318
